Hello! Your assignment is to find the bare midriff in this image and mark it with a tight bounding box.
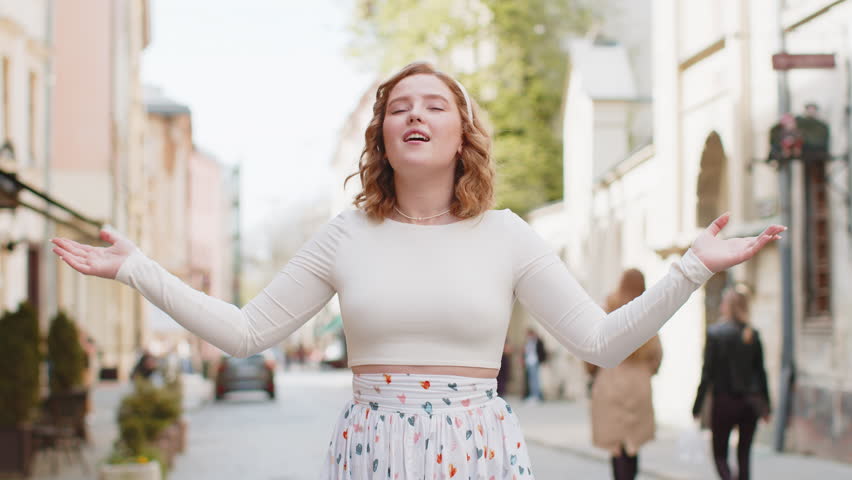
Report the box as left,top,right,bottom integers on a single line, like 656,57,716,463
351,364,498,379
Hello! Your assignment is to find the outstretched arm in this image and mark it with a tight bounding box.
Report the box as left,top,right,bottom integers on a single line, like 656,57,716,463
511,212,784,368
52,216,347,357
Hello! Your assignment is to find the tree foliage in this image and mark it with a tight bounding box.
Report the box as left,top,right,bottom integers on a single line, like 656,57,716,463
350,0,597,214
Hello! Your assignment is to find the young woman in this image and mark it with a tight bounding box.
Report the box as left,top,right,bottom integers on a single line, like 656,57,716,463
586,269,662,480
52,62,784,479
693,288,771,480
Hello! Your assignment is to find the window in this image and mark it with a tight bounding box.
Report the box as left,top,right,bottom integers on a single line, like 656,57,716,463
0,58,8,141
27,245,40,309
27,71,36,166
803,161,831,319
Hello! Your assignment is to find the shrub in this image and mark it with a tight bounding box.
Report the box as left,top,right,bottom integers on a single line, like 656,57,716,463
0,302,41,427
117,379,181,453
46,311,86,394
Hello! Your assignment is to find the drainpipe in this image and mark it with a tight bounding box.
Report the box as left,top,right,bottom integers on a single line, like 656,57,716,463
846,47,852,236
41,0,56,326
773,0,796,453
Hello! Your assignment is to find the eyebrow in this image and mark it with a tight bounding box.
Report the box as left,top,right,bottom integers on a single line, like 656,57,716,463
387,94,451,106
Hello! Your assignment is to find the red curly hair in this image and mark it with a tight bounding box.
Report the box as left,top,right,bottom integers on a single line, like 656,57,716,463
345,62,494,220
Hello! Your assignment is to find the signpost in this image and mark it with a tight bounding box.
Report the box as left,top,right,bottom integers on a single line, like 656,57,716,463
770,46,835,452
772,53,836,70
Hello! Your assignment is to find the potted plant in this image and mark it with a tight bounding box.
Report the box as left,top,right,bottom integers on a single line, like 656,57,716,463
101,443,164,480
100,378,181,478
163,375,187,453
0,302,41,476
47,311,86,394
46,311,89,440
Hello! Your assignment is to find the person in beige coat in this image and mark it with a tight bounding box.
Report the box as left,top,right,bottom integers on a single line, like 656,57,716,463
585,268,663,480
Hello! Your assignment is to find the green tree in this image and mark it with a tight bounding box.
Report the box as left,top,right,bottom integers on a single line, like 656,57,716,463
350,0,597,214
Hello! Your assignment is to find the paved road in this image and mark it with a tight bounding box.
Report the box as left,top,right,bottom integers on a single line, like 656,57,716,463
169,370,615,479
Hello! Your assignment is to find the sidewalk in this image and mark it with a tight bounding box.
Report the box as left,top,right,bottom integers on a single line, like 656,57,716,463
514,396,852,479
28,373,213,480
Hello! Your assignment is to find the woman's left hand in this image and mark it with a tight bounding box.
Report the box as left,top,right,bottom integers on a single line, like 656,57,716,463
691,213,786,273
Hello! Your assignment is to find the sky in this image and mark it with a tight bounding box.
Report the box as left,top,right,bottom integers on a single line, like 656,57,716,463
141,0,375,232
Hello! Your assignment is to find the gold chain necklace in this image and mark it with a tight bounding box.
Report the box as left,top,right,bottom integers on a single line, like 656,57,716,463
393,206,451,222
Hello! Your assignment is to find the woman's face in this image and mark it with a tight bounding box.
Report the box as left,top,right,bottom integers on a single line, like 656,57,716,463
382,74,463,177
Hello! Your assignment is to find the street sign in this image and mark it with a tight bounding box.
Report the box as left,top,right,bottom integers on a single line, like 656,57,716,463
772,53,836,70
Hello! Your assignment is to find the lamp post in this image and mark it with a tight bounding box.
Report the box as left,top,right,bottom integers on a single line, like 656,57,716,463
772,1,795,452
0,141,20,209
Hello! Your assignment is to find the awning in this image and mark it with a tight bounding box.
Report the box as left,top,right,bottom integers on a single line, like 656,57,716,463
0,168,102,240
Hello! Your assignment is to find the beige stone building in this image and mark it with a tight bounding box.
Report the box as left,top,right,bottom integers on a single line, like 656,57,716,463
0,1,52,316
141,87,195,355
548,0,851,463
0,0,152,380
141,88,238,369
523,0,659,402
186,148,236,368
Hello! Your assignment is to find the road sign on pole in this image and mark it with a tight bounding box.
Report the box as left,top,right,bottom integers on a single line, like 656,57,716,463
772,53,836,70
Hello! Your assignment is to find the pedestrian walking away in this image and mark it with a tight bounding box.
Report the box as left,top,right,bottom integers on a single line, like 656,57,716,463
693,287,771,480
585,268,662,480
523,328,547,403
51,61,785,479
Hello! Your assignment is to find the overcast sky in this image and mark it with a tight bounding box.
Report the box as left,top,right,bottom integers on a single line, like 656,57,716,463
141,0,375,231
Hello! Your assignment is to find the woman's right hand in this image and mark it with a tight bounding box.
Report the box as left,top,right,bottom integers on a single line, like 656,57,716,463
51,228,137,280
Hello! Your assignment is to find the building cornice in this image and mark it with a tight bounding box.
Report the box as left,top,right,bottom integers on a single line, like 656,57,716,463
0,17,50,60
596,143,655,188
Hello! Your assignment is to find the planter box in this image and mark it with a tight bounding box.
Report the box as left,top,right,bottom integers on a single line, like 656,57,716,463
175,418,187,453
98,460,161,480
152,425,178,468
0,425,33,476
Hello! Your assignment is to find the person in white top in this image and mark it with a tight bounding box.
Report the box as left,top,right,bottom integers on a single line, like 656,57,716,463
52,62,785,479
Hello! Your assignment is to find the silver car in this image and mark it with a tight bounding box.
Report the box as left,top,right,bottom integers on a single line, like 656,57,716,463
214,351,277,400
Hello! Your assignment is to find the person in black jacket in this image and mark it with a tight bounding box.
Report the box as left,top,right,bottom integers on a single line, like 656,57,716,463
693,287,770,480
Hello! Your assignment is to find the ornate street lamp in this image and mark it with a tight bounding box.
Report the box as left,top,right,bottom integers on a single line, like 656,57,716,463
0,140,21,209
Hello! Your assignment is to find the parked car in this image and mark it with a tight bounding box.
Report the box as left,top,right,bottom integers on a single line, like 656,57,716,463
214,351,277,400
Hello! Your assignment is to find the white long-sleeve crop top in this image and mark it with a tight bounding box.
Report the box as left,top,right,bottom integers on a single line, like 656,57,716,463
116,209,713,368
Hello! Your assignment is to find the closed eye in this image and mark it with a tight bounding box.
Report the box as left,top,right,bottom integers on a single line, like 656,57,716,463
428,107,445,111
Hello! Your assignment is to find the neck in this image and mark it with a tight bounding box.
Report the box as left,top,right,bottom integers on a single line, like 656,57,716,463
393,171,455,224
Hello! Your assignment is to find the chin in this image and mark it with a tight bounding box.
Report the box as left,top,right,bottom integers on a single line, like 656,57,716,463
390,152,454,172
391,149,453,169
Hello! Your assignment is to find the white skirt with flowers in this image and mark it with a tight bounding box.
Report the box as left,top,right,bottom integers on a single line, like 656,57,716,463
321,373,534,480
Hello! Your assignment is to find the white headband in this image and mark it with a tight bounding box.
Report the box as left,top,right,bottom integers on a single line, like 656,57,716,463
452,78,473,123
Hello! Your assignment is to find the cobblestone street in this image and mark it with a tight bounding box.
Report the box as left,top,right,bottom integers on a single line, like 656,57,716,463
169,370,615,479
26,369,852,480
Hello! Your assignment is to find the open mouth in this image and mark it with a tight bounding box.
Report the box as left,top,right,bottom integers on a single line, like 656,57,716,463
403,130,430,143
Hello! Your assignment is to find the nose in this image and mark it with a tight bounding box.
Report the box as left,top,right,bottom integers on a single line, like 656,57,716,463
407,107,423,124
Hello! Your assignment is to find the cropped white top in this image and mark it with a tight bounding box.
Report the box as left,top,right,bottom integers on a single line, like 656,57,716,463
116,209,713,369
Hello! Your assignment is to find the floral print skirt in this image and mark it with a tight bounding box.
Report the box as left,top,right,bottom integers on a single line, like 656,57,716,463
321,373,534,479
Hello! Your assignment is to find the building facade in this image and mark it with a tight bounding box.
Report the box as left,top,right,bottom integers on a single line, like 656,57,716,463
0,0,153,380
0,0,51,317
51,0,151,379
552,0,851,462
